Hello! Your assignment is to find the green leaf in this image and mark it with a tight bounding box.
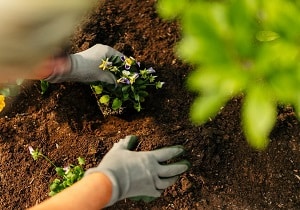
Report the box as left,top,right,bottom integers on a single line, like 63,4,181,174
134,102,142,112
190,93,228,125
134,93,140,101
156,0,188,19
187,66,248,96
178,3,230,65
138,91,149,98
92,85,103,94
155,0,300,150
49,178,61,192
135,78,146,85
53,179,61,184
99,95,110,104
123,93,129,100
256,30,280,42
139,85,147,89
131,86,135,92
155,81,164,89
0,88,10,97
126,135,138,150
110,55,122,65
242,85,277,150
112,98,122,110
30,148,42,160
55,167,65,176
148,75,157,83
40,80,49,95
77,157,85,165
121,85,130,92
66,171,74,179
269,70,299,103
49,183,58,192
49,191,57,197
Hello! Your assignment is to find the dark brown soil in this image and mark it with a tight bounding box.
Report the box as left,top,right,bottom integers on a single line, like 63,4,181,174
0,0,299,209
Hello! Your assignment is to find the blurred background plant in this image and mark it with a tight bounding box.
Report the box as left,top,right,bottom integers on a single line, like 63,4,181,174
40,80,49,95
0,79,24,112
157,0,300,149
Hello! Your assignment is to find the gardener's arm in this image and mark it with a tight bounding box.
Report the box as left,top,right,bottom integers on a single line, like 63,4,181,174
29,135,190,209
38,44,124,84
28,173,112,210
0,44,123,84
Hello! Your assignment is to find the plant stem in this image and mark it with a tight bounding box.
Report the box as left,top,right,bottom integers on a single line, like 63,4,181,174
40,154,57,168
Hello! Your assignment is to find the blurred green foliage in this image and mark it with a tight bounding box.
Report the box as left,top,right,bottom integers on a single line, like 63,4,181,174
157,0,300,149
40,80,49,95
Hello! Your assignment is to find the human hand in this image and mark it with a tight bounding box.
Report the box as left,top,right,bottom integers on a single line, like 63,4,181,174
84,135,190,207
45,44,123,84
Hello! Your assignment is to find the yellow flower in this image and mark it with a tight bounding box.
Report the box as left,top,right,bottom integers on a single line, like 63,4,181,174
99,58,112,70
0,95,5,112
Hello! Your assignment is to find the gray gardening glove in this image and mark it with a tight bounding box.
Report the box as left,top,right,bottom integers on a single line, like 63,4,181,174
84,135,190,207
45,44,123,84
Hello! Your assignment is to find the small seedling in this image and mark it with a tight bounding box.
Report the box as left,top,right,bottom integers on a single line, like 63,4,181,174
28,146,85,196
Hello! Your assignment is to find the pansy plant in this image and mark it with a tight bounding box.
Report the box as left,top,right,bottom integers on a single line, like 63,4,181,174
91,55,164,114
28,146,85,196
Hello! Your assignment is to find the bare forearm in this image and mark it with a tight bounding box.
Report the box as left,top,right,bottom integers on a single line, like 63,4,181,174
30,56,70,80
28,173,112,210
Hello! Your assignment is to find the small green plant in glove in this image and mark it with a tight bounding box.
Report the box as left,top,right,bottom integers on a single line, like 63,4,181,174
28,146,85,196
157,0,300,149
91,55,164,115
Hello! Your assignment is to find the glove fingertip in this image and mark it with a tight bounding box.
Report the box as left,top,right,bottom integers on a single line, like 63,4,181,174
117,135,138,150
126,135,138,150
177,159,192,172
169,145,186,158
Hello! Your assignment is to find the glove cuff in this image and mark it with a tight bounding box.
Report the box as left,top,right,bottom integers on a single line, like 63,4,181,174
84,168,120,207
44,56,72,83
45,54,117,84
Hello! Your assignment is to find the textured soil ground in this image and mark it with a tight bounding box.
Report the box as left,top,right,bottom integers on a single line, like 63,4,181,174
0,0,299,209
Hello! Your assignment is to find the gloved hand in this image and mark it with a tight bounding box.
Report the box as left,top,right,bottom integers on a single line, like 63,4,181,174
84,135,190,207
45,44,123,84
